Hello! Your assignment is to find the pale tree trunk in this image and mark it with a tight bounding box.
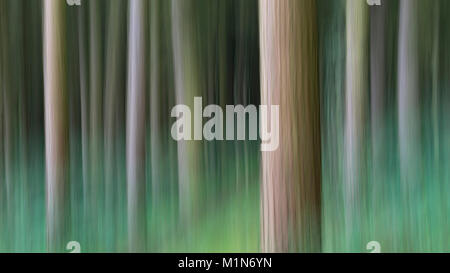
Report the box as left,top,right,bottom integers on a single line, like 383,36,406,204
398,1,420,250
398,0,420,193
344,0,369,251
43,0,69,252
259,0,322,252
127,0,147,252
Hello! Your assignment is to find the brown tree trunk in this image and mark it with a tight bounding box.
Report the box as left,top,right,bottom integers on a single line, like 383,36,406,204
43,0,69,252
259,0,321,252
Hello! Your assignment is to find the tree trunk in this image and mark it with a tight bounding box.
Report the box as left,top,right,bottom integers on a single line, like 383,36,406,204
370,0,387,196
77,1,90,250
127,0,147,252
104,0,127,251
43,0,69,252
397,0,421,250
89,0,104,249
149,0,162,207
171,0,203,227
344,0,369,251
259,0,321,252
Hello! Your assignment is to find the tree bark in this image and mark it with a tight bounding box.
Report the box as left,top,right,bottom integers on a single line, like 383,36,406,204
259,0,321,252
43,0,69,252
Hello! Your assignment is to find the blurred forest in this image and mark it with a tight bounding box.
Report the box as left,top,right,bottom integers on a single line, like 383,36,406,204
0,0,448,252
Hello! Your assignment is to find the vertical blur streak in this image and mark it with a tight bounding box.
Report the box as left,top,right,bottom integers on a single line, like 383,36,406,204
104,0,127,252
318,0,346,252
370,0,386,199
398,0,420,189
0,0,5,251
345,0,369,251
171,0,203,227
127,0,147,253
431,1,440,176
259,0,322,252
398,0,421,251
171,0,188,225
89,0,104,249
149,0,161,209
77,2,89,250
0,0,13,251
1,0,449,253
439,0,450,251
418,0,442,251
0,0,25,251
66,0,82,252
8,0,27,251
43,0,69,252
369,0,387,249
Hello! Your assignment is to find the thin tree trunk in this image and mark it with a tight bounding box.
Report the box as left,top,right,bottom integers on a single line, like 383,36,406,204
259,0,321,252
78,1,90,250
89,0,104,249
370,0,387,192
344,0,369,251
104,0,126,251
149,0,162,206
398,0,422,251
398,0,420,193
398,1,421,249
431,1,440,183
127,0,147,252
66,2,83,251
171,0,203,226
369,0,387,246
43,0,69,252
